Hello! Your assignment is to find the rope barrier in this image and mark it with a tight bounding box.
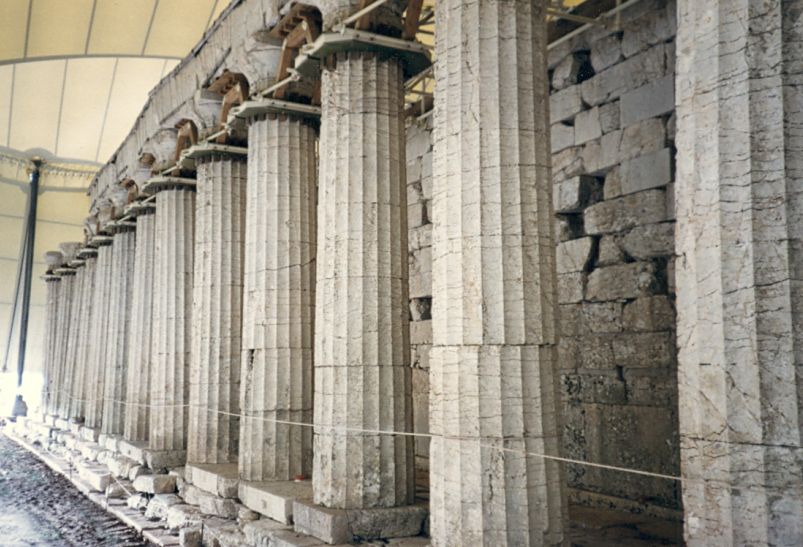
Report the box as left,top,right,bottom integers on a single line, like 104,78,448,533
41,387,685,483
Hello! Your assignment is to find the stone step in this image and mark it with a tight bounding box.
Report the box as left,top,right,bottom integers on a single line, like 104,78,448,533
238,479,312,524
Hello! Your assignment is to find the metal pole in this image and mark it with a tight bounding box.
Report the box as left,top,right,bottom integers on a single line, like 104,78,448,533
16,159,42,386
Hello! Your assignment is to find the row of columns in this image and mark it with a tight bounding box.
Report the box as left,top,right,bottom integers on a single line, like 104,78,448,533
36,0,803,544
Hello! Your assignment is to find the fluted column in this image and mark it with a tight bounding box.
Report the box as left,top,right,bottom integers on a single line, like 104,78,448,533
188,155,246,464
676,1,803,544
239,115,317,481
150,183,195,452
101,224,136,435
68,253,96,421
430,0,566,545
51,269,75,418
42,274,61,416
124,206,156,442
314,52,414,509
85,240,113,430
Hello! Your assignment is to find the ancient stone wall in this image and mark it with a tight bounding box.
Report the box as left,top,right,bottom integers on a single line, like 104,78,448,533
405,0,681,513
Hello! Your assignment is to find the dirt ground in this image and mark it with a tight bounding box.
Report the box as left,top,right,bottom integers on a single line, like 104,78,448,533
0,430,145,547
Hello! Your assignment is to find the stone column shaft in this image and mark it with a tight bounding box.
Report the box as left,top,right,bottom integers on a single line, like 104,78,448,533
41,278,60,415
430,0,566,545
150,187,195,452
59,268,82,419
101,228,136,435
124,210,156,442
85,242,113,430
314,52,414,509
69,257,96,420
51,272,75,418
240,115,317,481
676,1,803,544
188,156,247,464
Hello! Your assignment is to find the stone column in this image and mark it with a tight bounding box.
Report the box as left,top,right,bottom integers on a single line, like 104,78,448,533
60,263,84,419
68,252,97,421
239,114,317,481
101,224,136,436
313,52,414,509
85,239,113,431
675,1,803,544
41,272,61,416
150,181,195,456
188,154,247,464
429,0,566,545
124,206,156,443
51,269,75,419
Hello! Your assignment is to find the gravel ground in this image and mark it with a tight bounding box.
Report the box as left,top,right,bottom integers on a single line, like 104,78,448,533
0,430,146,546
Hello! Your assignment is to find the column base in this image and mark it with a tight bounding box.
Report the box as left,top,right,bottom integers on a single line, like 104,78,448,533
185,463,239,498
54,417,70,430
292,500,427,545
80,425,100,442
118,439,148,464
239,480,313,524
98,433,123,452
144,449,186,470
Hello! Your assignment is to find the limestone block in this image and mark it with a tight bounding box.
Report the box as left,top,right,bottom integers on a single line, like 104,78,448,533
407,200,428,228
134,474,177,494
620,75,675,127
580,44,667,107
243,519,290,547
603,166,622,199
618,118,666,164
599,100,620,133
166,504,204,531
553,175,602,214
552,147,585,180
624,369,677,407
108,455,138,478
550,85,584,122
179,527,202,547
409,320,432,345
586,262,659,301
145,494,181,520
581,302,624,333
408,224,432,251
552,53,586,90
611,332,675,368
558,272,586,304
623,296,675,332
619,148,673,196
556,237,595,274
621,1,676,58
584,189,668,235
293,500,427,544
551,123,575,153
618,222,674,259
591,33,623,73
127,493,149,511
198,494,239,519
409,247,432,298
597,236,625,266
575,107,602,145
106,483,127,498
239,480,312,524
128,465,150,482
185,463,238,498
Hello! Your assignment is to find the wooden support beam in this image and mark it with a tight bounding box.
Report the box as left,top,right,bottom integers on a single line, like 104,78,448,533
354,0,373,31
214,73,250,143
402,0,424,40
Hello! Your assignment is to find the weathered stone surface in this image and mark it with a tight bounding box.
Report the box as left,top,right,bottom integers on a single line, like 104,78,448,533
621,0,676,58
134,473,177,494
586,262,659,301
619,222,674,259
584,189,667,235
599,100,620,134
620,75,675,127
127,493,150,510
243,519,290,547
124,209,156,443
293,500,427,544
145,494,182,520
551,53,586,90
553,175,601,214
67,257,95,421
557,237,595,274
238,480,312,524
431,1,566,545
41,276,61,416
581,44,668,107
151,188,195,453
618,148,672,196
314,52,413,509
188,157,246,466
622,296,675,332
575,107,602,145
676,1,803,544
166,504,204,531
185,463,238,498
591,33,623,73
551,123,574,153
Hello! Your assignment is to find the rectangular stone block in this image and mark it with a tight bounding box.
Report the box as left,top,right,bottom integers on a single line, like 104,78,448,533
551,123,575,153
591,33,623,73
620,75,675,127
581,44,667,107
553,175,601,214
80,426,100,442
550,85,584,122
612,332,675,368
599,100,620,134
144,449,186,470
575,107,602,145
622,296,675,332
584,189,668,235
185,463,239,498
558,272,586,304
293,500,427,544
619,222,675,259
410,320,432,345
619,148,672,196
556,237,595,274
118,439,147,465
586,262,658,301
133,473,177,494
77,462,112,492
239,480,313,524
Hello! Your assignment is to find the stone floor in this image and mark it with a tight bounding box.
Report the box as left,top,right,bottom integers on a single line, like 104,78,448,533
0,430,145,546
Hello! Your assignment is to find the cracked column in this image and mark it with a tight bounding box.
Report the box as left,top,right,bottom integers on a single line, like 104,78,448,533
41,252,62,417
676,1,803,544
84,236,113,432
188,152,247,465
312,52,414,510
429,0,566,545
238,113,317,502
149,177,195,464
124,204,156,443
67,249,97,422
101,222,136,436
